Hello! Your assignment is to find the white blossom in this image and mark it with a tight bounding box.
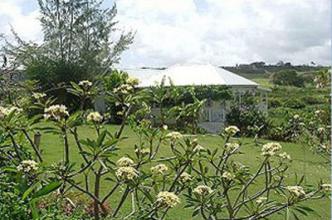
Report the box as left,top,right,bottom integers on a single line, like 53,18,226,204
151,164,168,175
116,167,138,181
256,196,267,204
87,112,103,123
166,131,183,140
17,160,38,173
222,171,235,181
224,126,240,136
32,92,46,100
116,157,135,167
179,172,192,183
156,191,180,208
113,84,133,94
78,80,92,88
261,142,282,157
44,105,69,121
286,186,306,198
321,184,332,192
193,185,213,196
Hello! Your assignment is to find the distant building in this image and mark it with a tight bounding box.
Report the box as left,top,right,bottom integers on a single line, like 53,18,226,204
124,64,270,133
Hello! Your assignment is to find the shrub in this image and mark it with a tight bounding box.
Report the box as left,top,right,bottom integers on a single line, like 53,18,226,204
283,98,306,109
268,97,282,108
271,70,305,87
226,105,271,137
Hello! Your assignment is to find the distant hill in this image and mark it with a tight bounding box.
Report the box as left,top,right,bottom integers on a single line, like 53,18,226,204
221,61,328,75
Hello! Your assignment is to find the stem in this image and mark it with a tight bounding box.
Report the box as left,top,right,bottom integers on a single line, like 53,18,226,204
22,130,43,162
62,127,69,165
112,186,130,217
8,132,22,161
94,167,103,220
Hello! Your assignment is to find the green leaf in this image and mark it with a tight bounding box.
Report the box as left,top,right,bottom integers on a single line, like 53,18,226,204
32,181,62,199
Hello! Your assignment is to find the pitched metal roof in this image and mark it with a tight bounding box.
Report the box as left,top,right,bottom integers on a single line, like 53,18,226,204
123,64,258,87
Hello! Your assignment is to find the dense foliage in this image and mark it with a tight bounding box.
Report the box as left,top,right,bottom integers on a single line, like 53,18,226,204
0,80,330,220
271,70,305,87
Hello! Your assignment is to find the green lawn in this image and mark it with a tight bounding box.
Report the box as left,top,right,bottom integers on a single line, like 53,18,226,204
39,124,330,219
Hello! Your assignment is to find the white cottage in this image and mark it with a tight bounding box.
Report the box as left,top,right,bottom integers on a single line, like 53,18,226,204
124,64,270,133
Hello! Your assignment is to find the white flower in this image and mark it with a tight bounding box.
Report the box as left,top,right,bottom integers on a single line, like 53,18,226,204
116,157,135,167
317,127,325,134
278,152,291,161
87,112,103,123
179,172,192,183
256,196,267,204
286,186,306,198
315,110,324,117
321,184,332,192
151,164,168,175
32,92,46,100
222,171,235,181
166,131,183,140
113,84,133,94
156,191,180,208
193,185,213,196
0,106,23,119
261,142,282,157
44,105,69,121
126,77,139,86
116,167,138,181
135,148,150,156
193,145,205,152
293,114,300,120
17,160,38,173
78,80,92,88
225,126,240,136
162,125,168,131
225,143,240,152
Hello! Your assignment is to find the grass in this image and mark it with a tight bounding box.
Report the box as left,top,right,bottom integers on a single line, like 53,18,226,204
38,124,331,220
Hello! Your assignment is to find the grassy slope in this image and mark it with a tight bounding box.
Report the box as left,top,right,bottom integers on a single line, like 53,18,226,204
39,125,330,220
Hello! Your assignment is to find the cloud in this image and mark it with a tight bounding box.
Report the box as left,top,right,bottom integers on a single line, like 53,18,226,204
0,0,330,67
0,0,41,42
116,0,331,67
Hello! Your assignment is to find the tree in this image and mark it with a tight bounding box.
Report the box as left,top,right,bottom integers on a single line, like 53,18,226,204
2,0,134,106
271,70,305,87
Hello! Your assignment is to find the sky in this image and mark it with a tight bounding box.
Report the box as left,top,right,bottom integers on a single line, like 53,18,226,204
0,0,330,67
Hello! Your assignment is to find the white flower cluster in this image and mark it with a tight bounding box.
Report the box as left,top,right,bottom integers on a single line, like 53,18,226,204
78,80,93,88
113,84,133,94
193,144,205,153
286,186,306,198
225,143,240,152
317,127,325,134
17,160,38,173
156,191,180,208
126,77,139,86
135,148,150,156
261,142,282,157
179,172,192,183
278,152,291,161
151,164,168,175
87,112,103,123
166,131,183,141
315,110,324,117
44,105,69,121
32,92,47,100
193,185,213,196
224,126,240,136
255,196,267,204
115,167,138,181
222,171,235,181
321,184,332,192
116,157,135,167
293,114,300,120
0,106,23,119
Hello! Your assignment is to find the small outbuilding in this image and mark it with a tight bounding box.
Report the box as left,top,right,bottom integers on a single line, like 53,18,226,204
124,63,270,133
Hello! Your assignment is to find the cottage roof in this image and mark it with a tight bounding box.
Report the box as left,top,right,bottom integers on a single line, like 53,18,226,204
123,64,258,87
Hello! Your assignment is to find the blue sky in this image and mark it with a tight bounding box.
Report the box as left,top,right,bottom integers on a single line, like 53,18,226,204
0,0,330,67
